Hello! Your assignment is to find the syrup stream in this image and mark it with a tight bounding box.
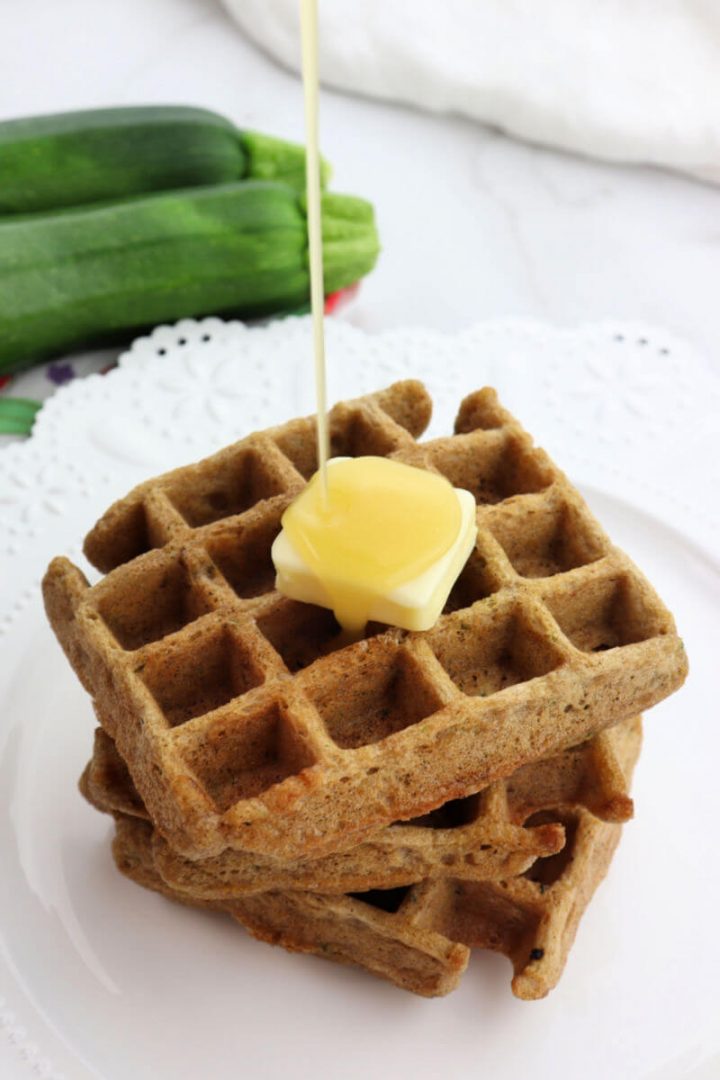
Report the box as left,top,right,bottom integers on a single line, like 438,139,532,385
300,0,329,497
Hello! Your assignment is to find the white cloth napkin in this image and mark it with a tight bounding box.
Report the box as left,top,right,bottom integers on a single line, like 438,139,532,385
222,0,720,183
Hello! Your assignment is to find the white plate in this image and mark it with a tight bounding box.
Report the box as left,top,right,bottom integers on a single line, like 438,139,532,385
1,317,719,1080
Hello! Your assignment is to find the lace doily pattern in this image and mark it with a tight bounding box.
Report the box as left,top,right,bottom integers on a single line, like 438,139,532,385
2,316,718,627
0,315,718,1078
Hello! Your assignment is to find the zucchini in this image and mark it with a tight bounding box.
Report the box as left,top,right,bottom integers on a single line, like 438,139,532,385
0,106,329,214
242,130,331,191
0,181,379,372
0,396,41,436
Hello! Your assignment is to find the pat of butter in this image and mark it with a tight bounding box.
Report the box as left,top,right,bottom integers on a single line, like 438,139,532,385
271,458,477,634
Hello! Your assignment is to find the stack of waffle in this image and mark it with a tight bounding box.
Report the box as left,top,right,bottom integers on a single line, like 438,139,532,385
43,382,687,999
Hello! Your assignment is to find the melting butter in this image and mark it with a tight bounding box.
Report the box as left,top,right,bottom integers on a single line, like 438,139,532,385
272,457,477,636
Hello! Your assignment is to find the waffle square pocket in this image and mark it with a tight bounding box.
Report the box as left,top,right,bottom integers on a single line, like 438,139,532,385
44,382,686,862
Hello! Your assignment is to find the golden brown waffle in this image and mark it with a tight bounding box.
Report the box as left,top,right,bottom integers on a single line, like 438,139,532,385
44,381,685,860
111,814,470,997
107,717,642,999
80,721,633,896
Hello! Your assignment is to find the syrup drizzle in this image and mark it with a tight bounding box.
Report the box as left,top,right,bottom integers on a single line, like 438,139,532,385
300,0,329,497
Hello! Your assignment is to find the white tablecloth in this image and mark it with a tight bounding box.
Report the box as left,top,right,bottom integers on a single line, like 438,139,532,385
224,0,720,183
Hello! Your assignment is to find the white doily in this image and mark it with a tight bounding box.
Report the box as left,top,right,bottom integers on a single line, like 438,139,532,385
1,315,718,630
1,315,719,1080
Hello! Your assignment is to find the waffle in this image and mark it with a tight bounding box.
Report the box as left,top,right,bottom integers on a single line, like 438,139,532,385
44,381,686,860
107,717,642,999
81,721,633,896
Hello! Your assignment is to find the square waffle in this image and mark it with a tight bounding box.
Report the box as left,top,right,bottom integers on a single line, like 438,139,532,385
80,722,633,896
106,716,642,999
44,381,685,860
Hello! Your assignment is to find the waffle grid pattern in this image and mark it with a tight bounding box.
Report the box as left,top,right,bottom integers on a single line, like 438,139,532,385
107,717,641,999
81,717,634,896
43,382,685,860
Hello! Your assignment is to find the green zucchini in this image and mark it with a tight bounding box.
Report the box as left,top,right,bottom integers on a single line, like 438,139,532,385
0,106,330,214
0,397,41,436
242,129,330,191
0,181,379,372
